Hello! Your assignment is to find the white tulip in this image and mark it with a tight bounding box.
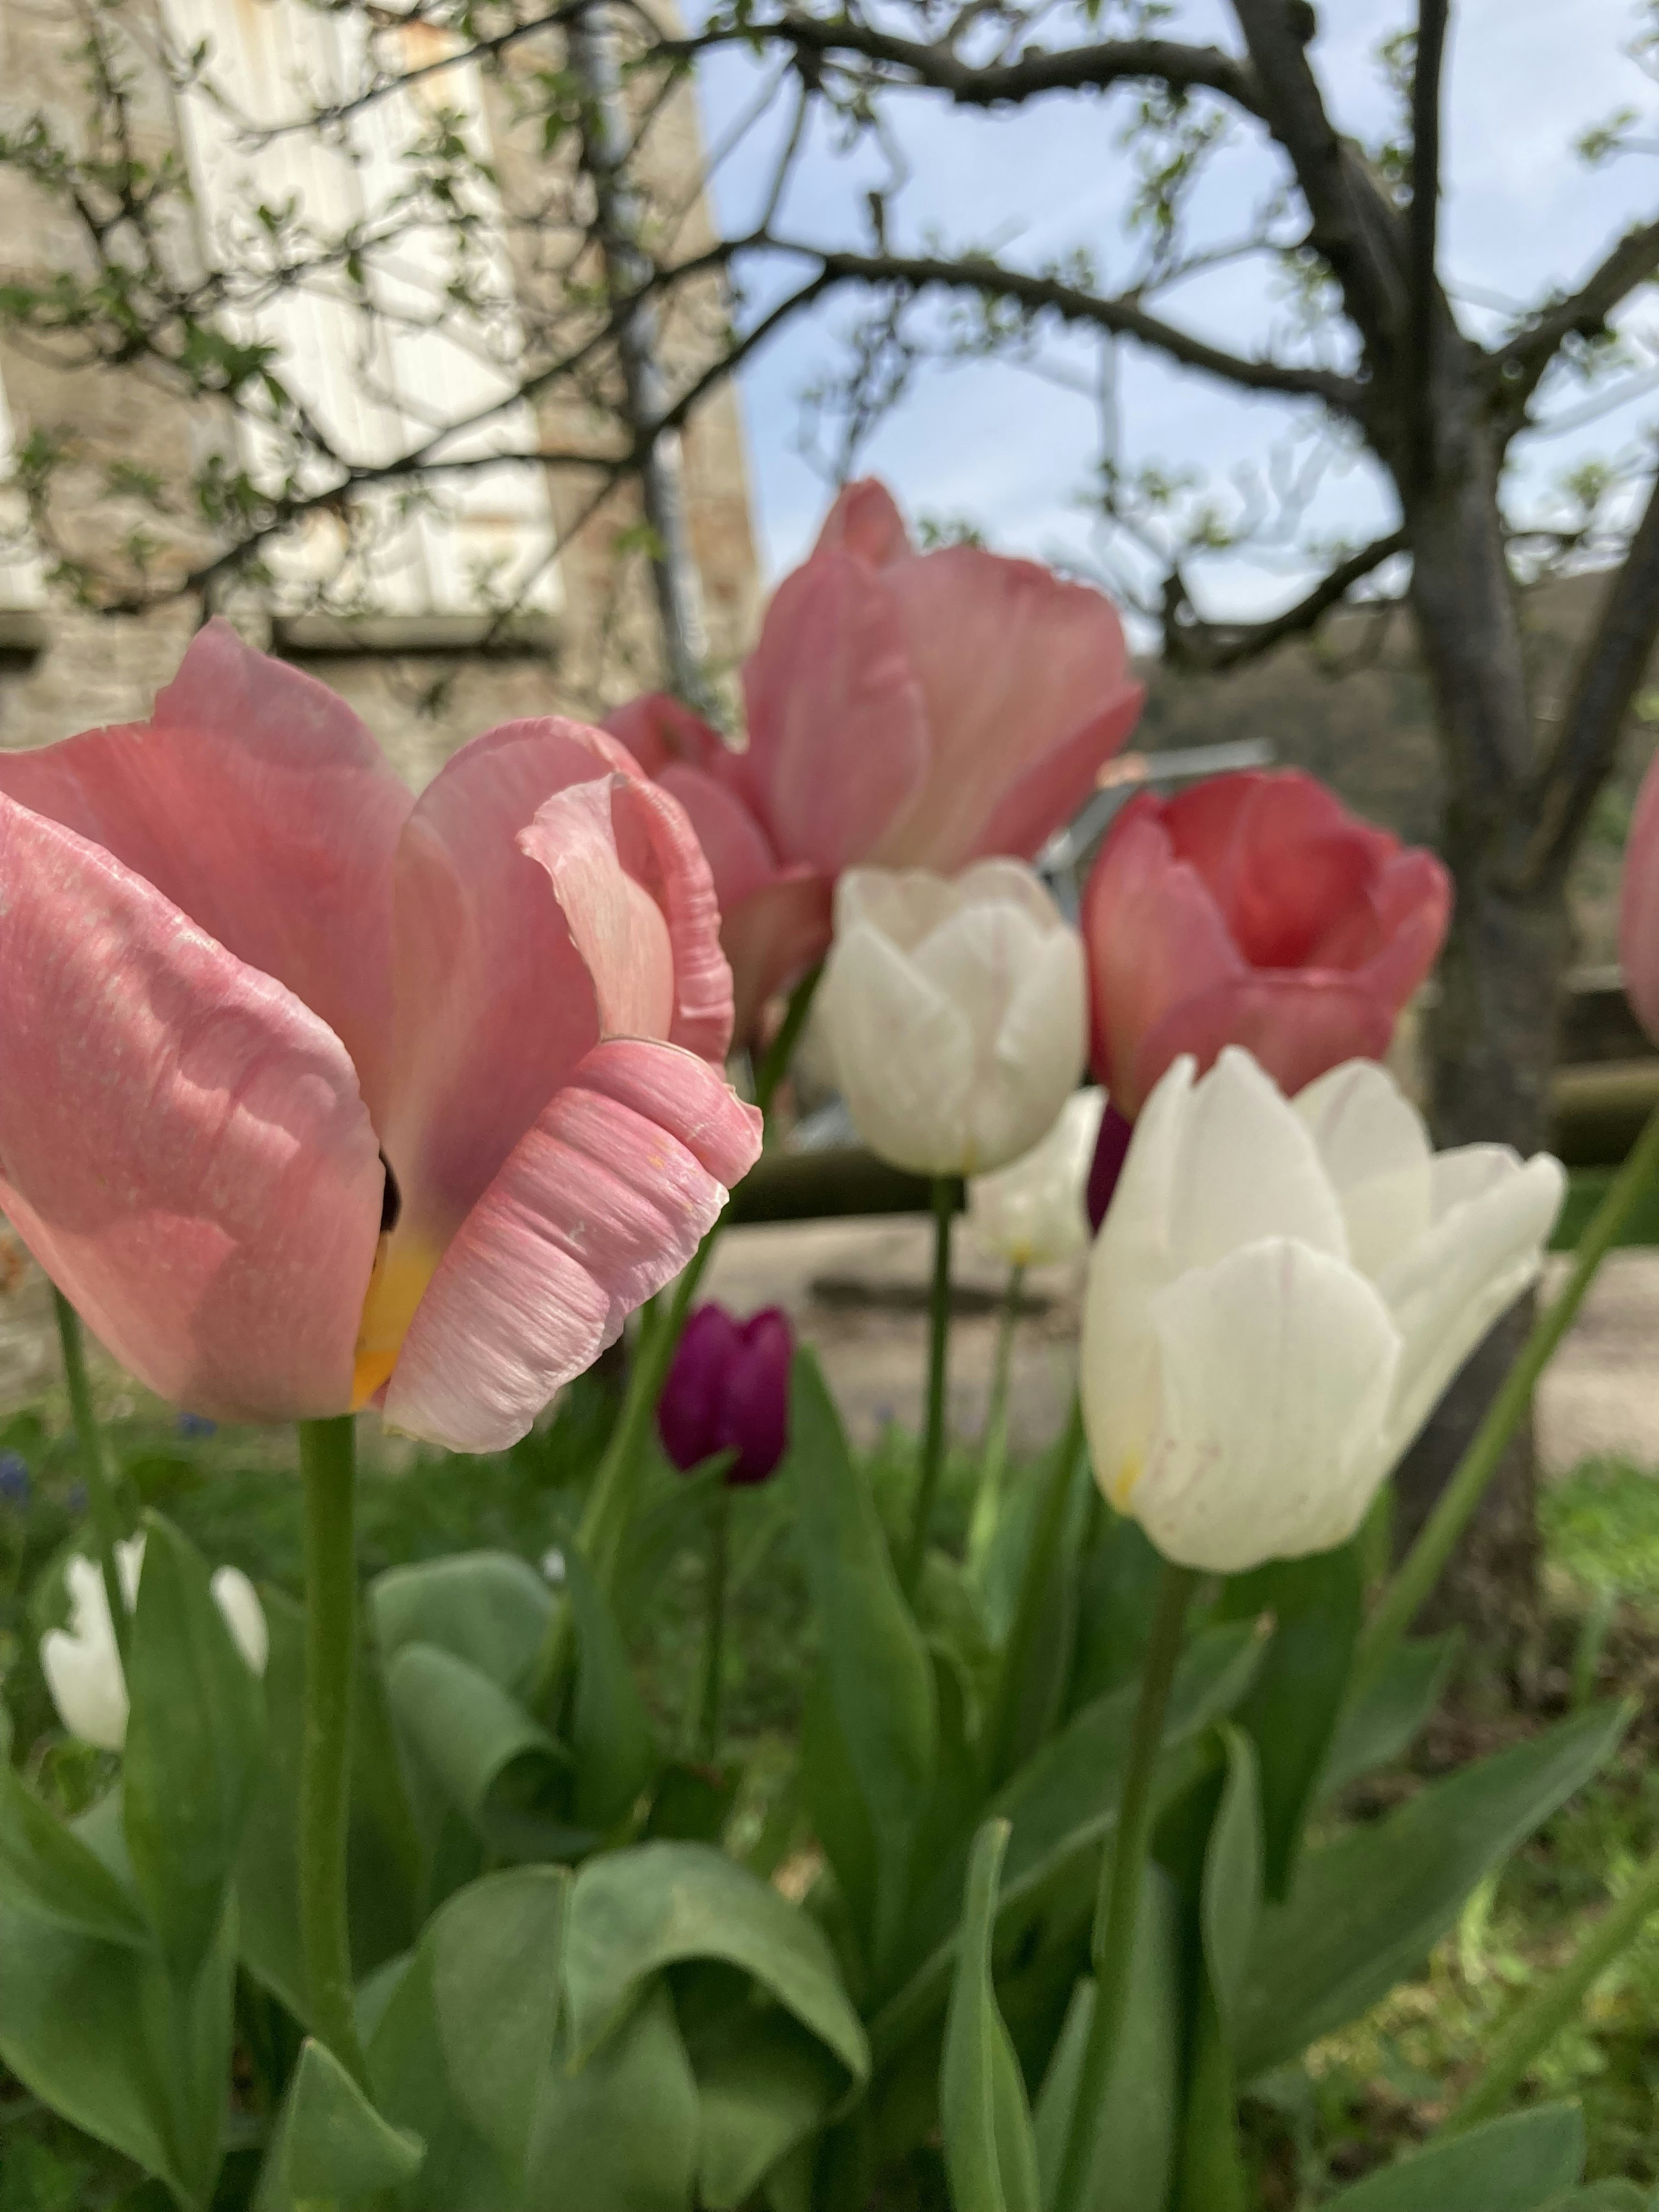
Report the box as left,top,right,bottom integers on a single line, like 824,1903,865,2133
1081,1049,1565,1575
41,1535,269,1751
816,861,1087,1176
968,1087,1107,1268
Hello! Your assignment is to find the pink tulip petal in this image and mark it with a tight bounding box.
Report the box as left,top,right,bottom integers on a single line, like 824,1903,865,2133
0,620,411,1110
874,550,1140,869
741,550,930,874
973,683,1146,864
1081,796,1244,1110
1163,771,1386,970
0,793,382,1420
383,1042,762,1451
380,716,644,1239
604,693,730,780
1352,848,1454,1009
1130,975,1396,1116
812,479,912,566
720,868,837,1046
653,761,781,911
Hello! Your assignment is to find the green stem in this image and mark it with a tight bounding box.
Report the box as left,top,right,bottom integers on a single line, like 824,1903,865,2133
297,1416,369,2090
754,960,823,1132
1356,1098,1659,1695
1444,1837,1659,2133
1052,1561,1197,2212
903,1176,957,1599
966,1263,1025,1580
696,1484,732,1760
51,1289,129,1667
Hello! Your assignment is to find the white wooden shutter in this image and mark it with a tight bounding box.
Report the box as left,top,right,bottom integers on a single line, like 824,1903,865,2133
163,0,559,617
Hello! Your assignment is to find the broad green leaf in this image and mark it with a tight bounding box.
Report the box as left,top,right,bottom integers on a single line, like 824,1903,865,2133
940,1820,1041,2212
252,2036,423,2210
527,1979,699,2211
646,1760,740,1846
686,1996,848,2209
1321,1633,1460,1801
430,1866,570,2171
871,1610,1256,2053
236,1590,423,2024
1066,1511,1165,1713
1324,2103,1584,2209
563,1840,869,2088
1033,1867,1181,2212
561,1536,658,1832
1236,1704,1628,2081
386,1641,587,1862
789,1349,936,1977
1542,2189,1653,2211
0,1762,148,1947
1176,1728,1261,2212
372,1551,553,1693
1218,1544,1362,1897
368,1941,509,2212
123,1514,264,1986
982,1418,1092,1789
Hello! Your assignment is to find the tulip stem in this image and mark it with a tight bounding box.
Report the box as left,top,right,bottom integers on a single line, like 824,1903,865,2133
1443,1825,1659,2134
1052,1560,1197,2212
297,1415,369,2091
696,1483,733,1761
51,1289,129,1668
903,1177,957,1599
754,961,823,1135
967,1262,1025,1580
1356,1097,1659,1696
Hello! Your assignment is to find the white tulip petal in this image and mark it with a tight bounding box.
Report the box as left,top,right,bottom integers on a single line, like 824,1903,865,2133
1294,1060,1433,1281
955,857,1066,929
820,919,974,1173
1377,1151,1567,1466
1081,1062,1197,1508
211,1566,270,1678
835,866,960,950
968,1087,1106,1266
1428,1143,1525,1220
41,1623,129,1752
912,897,1049,1062
1167,1048,1348,1274
1134,1237,1402,1574
115,1534,146,1611
969,926,1087,1173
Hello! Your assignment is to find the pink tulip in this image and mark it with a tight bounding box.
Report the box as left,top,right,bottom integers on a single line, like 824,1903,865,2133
0,623,761,1450
608,479,1144,1039
1083,770,1451,1118
1621,749,1659,1042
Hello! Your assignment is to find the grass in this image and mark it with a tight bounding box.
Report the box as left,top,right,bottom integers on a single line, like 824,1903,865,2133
6,1382,1659,2207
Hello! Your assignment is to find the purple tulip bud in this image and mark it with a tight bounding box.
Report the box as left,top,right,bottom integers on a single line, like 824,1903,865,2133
1086,1101,1135,1232
658,1303,794,1487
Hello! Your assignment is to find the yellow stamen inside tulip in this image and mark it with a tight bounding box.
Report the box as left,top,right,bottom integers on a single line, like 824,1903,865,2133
1108,1452,1143,1510
352,1235,442,1408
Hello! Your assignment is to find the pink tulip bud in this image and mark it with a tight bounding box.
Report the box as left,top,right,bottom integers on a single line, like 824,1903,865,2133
1082,771,1451,1118
658,1303,794,1487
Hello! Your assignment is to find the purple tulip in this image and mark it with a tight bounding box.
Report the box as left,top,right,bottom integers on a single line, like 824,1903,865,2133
658,1304,794,1487
1086,1101,1135,1231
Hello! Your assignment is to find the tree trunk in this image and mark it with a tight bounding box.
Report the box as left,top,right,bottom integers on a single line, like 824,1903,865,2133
1390,418,1563,1665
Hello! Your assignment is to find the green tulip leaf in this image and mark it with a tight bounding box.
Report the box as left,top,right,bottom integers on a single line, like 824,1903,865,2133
367,1942,509,2212
430,1866,570,2171
560,1535,658,1832
690,2001,849,2211
1176,1726,1262,2212
788,1348,937,1979
1322,2102,1584,2209
563,1840,869,2089
981,1417,1093,1788
528,1978,699,2212
1217,1542,1363,1897
1034,1868,1182,2212
0,1762,148,1948
940,1819,1041,2212
372,1550,553,1694
1235,1703,1628,2081
386,1640,588,1863
122,1513,264,1986
1320,1631,1460,1801
252,2036,423,2210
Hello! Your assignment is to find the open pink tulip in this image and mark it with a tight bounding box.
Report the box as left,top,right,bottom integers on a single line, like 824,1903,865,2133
0,623,761,1451
1083,770,1451,1118
1621,747,1659,1042
608,479,1145,1040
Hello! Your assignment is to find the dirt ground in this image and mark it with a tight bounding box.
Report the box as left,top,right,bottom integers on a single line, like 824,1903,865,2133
0,1218,1653,1476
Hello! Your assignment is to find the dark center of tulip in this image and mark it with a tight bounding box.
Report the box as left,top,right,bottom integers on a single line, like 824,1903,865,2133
379,1155,402,1235
1087,1103,1135,1232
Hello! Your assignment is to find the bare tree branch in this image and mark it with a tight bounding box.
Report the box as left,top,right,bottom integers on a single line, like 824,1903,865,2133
1488,213,1659,410
1228,0,1405,359
1520,465,1659,887
782,242,1362,408
1161,525,1407,671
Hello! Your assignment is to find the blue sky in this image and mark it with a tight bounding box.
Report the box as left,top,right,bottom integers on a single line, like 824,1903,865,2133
688,0,1659,626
